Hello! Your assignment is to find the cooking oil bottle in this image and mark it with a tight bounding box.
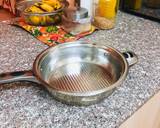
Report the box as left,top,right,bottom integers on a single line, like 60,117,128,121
129,0,142,10
93,0,119,30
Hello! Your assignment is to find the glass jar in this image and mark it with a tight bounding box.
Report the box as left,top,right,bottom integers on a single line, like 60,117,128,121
93,0,119,30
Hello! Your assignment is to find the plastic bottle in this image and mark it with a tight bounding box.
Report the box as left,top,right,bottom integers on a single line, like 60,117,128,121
129,0,142,10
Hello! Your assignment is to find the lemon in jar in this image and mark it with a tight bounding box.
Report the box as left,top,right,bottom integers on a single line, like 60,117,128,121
29,16,41,25
46,16,55,24
40,16,47,25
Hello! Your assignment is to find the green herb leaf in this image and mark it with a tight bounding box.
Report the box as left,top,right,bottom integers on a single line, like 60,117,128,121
33,29,42,37
64,33,73,38
46,26,58,33
48,39,53,43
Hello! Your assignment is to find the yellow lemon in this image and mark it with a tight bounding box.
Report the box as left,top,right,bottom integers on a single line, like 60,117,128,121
29,16,40,25
40,17,47,25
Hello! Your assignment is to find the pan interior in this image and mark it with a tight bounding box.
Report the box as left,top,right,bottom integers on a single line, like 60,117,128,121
37,44,125,93
48,62,113,92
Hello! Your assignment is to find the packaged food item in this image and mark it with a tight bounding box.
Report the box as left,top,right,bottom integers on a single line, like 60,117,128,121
93,0,119,30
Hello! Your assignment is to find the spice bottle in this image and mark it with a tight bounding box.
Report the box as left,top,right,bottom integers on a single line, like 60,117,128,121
93,0,119,30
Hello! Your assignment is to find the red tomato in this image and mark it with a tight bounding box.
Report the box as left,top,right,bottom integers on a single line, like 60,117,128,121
50,34,60,41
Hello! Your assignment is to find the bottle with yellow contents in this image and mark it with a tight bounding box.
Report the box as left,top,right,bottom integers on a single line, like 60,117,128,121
129,0,142,10
93,0,119,30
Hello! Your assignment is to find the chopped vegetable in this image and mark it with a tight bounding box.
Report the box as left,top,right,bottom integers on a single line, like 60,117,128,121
64,33,73,38
33,29,42,36
46,26,58,33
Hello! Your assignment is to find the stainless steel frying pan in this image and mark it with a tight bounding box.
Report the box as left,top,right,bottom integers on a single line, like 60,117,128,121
0,41,138,105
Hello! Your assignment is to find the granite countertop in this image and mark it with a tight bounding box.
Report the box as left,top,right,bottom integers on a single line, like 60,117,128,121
0,12,160,128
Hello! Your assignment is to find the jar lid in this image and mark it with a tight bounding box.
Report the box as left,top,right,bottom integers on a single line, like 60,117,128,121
72,7,88,21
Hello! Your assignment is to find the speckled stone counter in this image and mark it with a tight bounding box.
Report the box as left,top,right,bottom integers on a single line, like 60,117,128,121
0,12,160,128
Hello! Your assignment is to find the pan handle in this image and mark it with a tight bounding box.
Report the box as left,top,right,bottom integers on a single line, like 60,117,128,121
0,70,39,85
122,51,138,67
